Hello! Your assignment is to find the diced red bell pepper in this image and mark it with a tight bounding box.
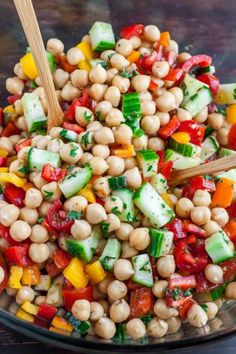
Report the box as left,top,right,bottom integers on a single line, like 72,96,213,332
41,164,67,182
185,234,198,245
57,54,77,73
180,55,212,73
163,49,178,66
178,297,195,319
159,115,180,139
126,279,142,291
52,249,71,270
163,68,183,81
220,258,236,281
149,80,159,92
156,150,164,163
226,202,236,219
63,122,85,134
7,95,21,105
178,120,205,146
190,176,216,192
47,199,74,233
96,197,105,207
37,303,57,321
167,218,186,240
158,160,173,179
63,286,94,311
64,90,89,120
0,156,7,167
197,74,220,97
129,288,154,319
4,244,32,267
4,183,25,207
0,225,18,245
42,218,60,239
1,121,20,137
0,255,8,294
119,24,144,39
169,275,197,291
195,272,220,293
137,50,162,73
228,124,236,151
182,220,207,238
46,259,62,278
15,138,32,153
166,293,192,308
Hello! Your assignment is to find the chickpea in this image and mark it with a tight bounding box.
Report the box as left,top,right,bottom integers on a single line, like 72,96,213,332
86,121,102,132
115,38,133,57
105,108,125,127
106,156,125,176
187,304,208,327
71,220,91,241
217,127,229,146
191,206,211,225
152,280,168,298
110,53,129,70
16,286,35,305
46,38,64,55
109,299,130,323
155,112,170,127
0,201,8,209
0,137,14,155
20,207,38,224
132,134,148,151
112,75,130,93
29,243,50,263
9,134,21,145
167,317,182,334
53,68,69,89
104,196,123,214
194,106,208,123
169,87,184,107
41,181,62,201
66,47,84,65
107,280,127,301
130,35,142,49
141,115,160,135
113,258,135,281
104,86,121,107
124,157,138,170
144,25,160,41
6,77,24,95
208,113,224,130
95,100,113,120
203,220,221,237
30,224,48,243
225,282,236,299
211,207,229,227
63,196,87,214
0,205,19,227
147,317,168,338
204,302,218,320
47,138,64,153
89,156,109,176
193,190,211,207
126,318,146,339
114,124,133,145
116,223,133,241
60,142,83,164
10,220,31,242
93,177,110,198
92,145,110,160
97,276,113,294
204,264,223,284
157,255,176,278
177,52,192,63
49,127,63,139
25,188,43,209
106,68,119,85
152,61,169,79
129,228,150,251
71,69,89,88
131,75,151,93
124,167,142,190
30,172,47,190
94,127,114,145
86,203,107,224
14,62,28,80
36,136,51,150
90,83,107,101
14,99,23,115
176,198,194,218
75,106,94,127
141,100,156,116
90,301,104,321
139,47,151,56
139,91,153,102
35,296,47,306
121,241,138,258
156,91,176,112
148,137,165,151
89,64,107,84
168,39,179,53
72,299,90,321
95,317,116,340
9,159,25,177
107,213,121,233
177,107,192,121
61,82,80,101
80,152,93,166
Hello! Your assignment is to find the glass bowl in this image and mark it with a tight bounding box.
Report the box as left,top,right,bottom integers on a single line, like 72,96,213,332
0,0,236,352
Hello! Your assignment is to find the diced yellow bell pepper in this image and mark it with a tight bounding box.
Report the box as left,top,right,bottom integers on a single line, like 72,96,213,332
226,104,236,124
85,260,106,284
3,105,15,115
7,155,17,165
51,316,73,333
22,265,41,286
76,41,93,61
161,193,174,209
0,168,9,173
16,309,34,323
20,52,38,79
49,326,71,336
171,132,190,144
63,258,89,289
78,60,91,72
0,172,26,187
8,266,23,289
112,144,135,158
21,301,39,315
0,149,8,157
78,184,96,203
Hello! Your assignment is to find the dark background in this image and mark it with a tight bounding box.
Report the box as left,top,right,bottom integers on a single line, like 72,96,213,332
0,0,236,353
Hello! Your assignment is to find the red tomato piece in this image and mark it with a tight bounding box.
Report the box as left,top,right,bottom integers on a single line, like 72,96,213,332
0,224,17,245
197,74,220,97
159,115,180,139
169,275,197,291
163,68,183,81
178,120,205,146
62,122,85,134
0,156,7,167
167,218,186,240
220,259,236,281
7,94,22,105
41,164,67,182
137,50,162,73
182,220,206,238
52,249,71,270
178,298,195,319
158,160,173,179
5,244,33,267
63,287,94,310
119,24,144,39
228,124,236,150
1,121,20,137
47,199,74,233
129,288,154,319
4,183,25,207
15,138,32,153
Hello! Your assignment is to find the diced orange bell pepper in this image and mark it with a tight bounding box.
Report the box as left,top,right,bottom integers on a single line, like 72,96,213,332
112,144,135,158
159,32,170,47
51,316,73,333
172,132,191,144
85,260,106,284
226,104,236,124
224,219,236,242
211,178,235,208
22,264,41,286
127,50,141,64
22,182,35,191
78,184,96,203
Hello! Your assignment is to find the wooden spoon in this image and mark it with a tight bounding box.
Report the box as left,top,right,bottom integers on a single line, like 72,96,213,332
13,0,64,131
170,155,236,186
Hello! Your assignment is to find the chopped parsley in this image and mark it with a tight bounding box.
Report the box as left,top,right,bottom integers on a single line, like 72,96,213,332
119,69,132,79
171,288,182,300
233,88,236,100
70,143,79,157
43,190,53,200
81,132,90,146
181,82,188,96
100,221,110,237
111,206,121,216
200,304,208,312
67,211,81,220
59,129,68,139
108,53,115,59
83,111,92,123
18,166,29,174
140,314,153,325
183,288,192,297
140,261,151,272
147,165,153,172
37,217,44,224
67,165,74,171
110,196,116,202
133,70,139,76
190,93,198,101
96,111,103,121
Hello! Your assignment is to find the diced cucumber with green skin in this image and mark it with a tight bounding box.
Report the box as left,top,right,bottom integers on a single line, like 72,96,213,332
59,165,92,198
215,83,236,105
216,169,236,182
113,188,136,222
66,231,100,262
183,87,213,117
168,138,199,158
108,176,127,190
137,149,159,177
122,93,142,136
46,51,55,72
205,230,235,264
28,147,61,171
219,148,236,158
133,183,174,228
59,129,78,142
132,254,154,288
181,74,209,105
22,93,47,132
164,149,203,170
89,22,115,52
210,283,227,301
204,125,214,138
90,59,107,69
200,136,219,160
148,229,174,258
150,173,168,194
99,239,121,271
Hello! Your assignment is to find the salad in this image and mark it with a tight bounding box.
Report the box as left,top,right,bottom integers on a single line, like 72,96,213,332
0,21,236,341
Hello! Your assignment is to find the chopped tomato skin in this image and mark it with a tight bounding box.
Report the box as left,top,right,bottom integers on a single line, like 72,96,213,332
129,288,154,319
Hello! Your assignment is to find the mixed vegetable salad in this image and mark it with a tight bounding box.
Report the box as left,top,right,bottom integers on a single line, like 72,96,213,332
0,21,236,341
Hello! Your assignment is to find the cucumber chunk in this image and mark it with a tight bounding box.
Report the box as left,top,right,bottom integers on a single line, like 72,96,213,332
200,136,219,160
89,22,115,52
113,188,136,222
183,87,213,117
181,74,208,105
99,239,121,271
148,229,174,258
219,148,236,158
28,147,61,171
150,173,168,194
205,230,235,264
137,149,159,177
59,165,92,198
22,93,47,132
168,137,199,158
132,253,154,288
164,149,203,170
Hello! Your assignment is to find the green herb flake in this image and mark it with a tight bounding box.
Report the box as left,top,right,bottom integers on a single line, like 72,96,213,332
37,217,44,224
18,166,29,174
100,221,110,237
81,132,90,146
190,93,198,101
67,211,81,220
43,190,53,200
83,111,92,123
119,69,132,79
70,143,79,157
111,206,121,216
96,111,103,121
147,165,153,172
171,288,182,300
67,165,74,171
181,82,189,96
60,129,68,139
200,304,208,312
